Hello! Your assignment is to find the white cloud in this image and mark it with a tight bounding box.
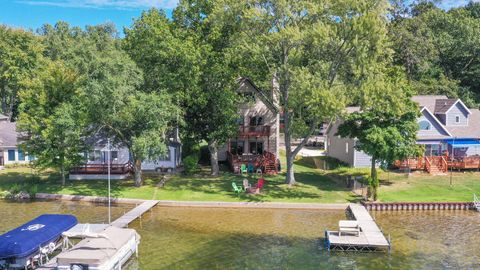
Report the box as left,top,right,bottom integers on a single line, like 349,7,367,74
17,0,178,10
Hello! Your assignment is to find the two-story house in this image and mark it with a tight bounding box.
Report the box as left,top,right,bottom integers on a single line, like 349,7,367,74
218,77,281,174
326,95,480,173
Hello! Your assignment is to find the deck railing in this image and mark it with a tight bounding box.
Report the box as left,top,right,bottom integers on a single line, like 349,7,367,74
70,162,133,175
425,157,431,173
226,151,277,174
237,125,271,137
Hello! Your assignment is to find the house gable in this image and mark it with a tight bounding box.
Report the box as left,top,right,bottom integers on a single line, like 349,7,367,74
445,101,470,126
418,108,451,137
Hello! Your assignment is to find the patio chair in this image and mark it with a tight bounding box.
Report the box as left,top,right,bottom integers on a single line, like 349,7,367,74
232,182,243,195
251,178,265,194
243,179,251,192
240,164,248,174
247,163,254,173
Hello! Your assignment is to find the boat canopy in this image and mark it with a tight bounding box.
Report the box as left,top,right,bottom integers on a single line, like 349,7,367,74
0,214,78,259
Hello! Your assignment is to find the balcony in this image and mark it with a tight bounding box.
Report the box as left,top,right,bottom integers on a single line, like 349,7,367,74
237,125,271,137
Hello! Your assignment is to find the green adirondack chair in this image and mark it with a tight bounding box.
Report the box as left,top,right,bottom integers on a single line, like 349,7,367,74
240,164,248,174
232,182,243,194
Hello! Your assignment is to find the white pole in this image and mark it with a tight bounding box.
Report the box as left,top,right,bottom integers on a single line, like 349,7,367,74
107,138,111,224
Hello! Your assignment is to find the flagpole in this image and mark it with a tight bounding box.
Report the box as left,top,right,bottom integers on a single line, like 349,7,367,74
107,138,111,224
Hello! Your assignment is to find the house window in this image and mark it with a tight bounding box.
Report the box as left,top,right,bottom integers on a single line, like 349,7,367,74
455,115,460,123
230,141,244,155
249,141,264,155
346,142,349,154
18,150,25,161
419,120,431,131
8,150,15,161
28,155,35,161
249,116,263,126
111,151,118,160
89,150,102,161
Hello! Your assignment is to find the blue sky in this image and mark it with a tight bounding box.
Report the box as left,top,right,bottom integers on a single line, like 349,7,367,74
0,0,477,34
0,0,177,34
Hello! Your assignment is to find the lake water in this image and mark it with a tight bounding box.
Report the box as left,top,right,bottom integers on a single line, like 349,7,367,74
0,200,479,269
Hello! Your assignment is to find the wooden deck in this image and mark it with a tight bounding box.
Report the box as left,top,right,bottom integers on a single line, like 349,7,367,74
325,204,390,251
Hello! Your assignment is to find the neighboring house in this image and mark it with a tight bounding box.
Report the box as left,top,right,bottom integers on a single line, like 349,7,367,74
0,119,32,168
70,136,182,180
325,107,374,168
326,95,480,171
218,77,281,174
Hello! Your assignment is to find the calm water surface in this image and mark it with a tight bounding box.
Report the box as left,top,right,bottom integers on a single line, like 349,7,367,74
0,201,479,269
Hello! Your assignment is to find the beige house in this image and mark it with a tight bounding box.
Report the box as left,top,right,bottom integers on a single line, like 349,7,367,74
218,77,281,174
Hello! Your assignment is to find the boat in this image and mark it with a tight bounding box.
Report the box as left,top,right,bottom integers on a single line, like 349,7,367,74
56,226,140,270
0,214,78,270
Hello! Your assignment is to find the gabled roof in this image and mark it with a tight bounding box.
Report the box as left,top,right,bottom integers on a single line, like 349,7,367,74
434,99,457,114
412,95,448,112
444,99,471,115
419,107,452,137
0,122,19,148
237,77,279,114
448,109,480,138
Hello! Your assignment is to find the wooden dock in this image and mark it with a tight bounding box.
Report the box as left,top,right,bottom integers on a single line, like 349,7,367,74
325,204,391,252
111,200,159,228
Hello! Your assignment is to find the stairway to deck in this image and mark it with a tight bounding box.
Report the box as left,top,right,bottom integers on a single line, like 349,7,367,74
264,160,277,174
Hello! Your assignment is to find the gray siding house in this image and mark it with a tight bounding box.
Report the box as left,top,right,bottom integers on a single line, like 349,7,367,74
326,95,480,168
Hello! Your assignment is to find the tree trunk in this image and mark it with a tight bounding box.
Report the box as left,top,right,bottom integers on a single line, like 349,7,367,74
208,140,219,176
284,111,296,186
134,159,143,187
370,157,378,201
60,164,66,186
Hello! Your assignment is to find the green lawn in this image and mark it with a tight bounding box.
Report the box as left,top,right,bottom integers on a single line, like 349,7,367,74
1,155,479,203
0,157,359,203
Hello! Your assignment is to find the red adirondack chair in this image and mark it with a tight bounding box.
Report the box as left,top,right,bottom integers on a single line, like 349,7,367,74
250,178,265,194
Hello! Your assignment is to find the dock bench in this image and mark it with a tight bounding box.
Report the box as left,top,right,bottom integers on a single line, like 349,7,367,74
339,220,360,236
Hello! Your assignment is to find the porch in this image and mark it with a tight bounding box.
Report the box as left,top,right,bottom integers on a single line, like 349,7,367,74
227,151,278,174
395,156,480,173
70,162,133,175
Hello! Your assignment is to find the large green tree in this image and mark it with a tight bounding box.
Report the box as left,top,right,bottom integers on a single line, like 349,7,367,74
124,6,240,176
337,69,422,201
174,0,241,175
0,26,43,120
39,22,177,187
389,1,480,106
17,61,88,185
234,0,391,185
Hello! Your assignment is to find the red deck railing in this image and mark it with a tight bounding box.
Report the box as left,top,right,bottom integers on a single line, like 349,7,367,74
70,162,133,175
395,156,480,172
237,125,271,137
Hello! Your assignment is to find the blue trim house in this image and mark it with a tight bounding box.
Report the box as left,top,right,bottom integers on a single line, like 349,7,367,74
326,95,480,168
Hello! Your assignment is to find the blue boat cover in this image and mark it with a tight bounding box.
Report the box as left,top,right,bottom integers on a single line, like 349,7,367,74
0,214,77,259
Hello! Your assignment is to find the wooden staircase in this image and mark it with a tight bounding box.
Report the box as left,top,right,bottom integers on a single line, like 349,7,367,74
262,151,278,174
425,156,448,175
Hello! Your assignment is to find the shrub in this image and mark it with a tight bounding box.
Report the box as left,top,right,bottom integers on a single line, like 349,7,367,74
183,154,199,174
